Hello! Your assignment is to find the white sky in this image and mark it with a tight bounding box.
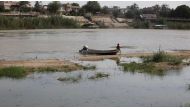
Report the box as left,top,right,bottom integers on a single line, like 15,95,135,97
33,1,190,9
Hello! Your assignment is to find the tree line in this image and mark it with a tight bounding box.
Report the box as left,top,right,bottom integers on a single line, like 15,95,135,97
0,1,190,19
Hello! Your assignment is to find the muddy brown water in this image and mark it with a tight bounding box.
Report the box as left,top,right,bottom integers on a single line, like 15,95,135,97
0,29,190,106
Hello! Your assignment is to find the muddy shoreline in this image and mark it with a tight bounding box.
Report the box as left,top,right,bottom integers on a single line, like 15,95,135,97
79,51,190,61
0,50,189,69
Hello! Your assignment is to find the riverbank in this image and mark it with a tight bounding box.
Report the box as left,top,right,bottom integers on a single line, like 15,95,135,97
0,50,189,68
79,50,190,61
0,59,83,77
0,16,80,30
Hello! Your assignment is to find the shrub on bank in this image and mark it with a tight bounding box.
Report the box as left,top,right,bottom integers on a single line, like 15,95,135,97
143,51,182,65
0,16,80,30
167,21,190,29
130,20,150,29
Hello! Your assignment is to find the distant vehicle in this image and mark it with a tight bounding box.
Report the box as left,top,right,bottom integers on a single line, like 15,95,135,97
153,25,167,29
82,22,99,29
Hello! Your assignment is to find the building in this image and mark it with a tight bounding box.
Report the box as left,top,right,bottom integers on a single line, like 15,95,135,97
0,1,31,11
0,1,19,10
140,14,157,20
59,3,80,15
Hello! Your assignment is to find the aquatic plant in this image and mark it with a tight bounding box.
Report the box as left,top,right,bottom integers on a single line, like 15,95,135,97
83,65,96,70
167,21,190,29
88,72,109,79
29,64,83,73
57,75,82,82
0,66,27,78
142,51,182,65
120,62,165,76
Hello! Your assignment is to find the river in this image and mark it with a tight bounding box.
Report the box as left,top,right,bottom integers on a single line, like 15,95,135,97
0,29,190,106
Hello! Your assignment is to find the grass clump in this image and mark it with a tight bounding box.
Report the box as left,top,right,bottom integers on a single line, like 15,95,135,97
29,65,83,73
120,62,164,76
120,51,183,76
0,66,27,78
143,51,182,65
88,72,110,80
83,65,96,70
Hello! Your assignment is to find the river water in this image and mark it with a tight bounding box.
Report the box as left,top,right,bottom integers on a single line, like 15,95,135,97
0,29,190,106
0,29,189,60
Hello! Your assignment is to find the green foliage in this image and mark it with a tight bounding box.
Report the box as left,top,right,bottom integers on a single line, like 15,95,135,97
83,65,96,70
71,3,79,6
88,72,109,79
131,20,149,29
143,51,182,65
172,5,190,19
82,1,101,14
19,1,30,6
19,1,31,12
112,6,120,18
101,6,109,14
0,67,27,78
34,1,42,12
0,16,80,30
125,3,140,19
167,21,190,29
58,74,82,82
47,1,61,14
159,4,171,17
120,62,165,76
0,5,4,12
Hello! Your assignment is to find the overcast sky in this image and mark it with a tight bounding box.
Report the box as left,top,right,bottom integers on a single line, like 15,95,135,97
38,1,190,9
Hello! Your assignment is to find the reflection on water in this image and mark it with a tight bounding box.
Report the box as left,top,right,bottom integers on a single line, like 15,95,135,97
0,58,190,106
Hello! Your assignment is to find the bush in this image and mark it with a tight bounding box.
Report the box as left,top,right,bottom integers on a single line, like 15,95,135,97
143,51,182,65
0,66,27,78
167,21,190,29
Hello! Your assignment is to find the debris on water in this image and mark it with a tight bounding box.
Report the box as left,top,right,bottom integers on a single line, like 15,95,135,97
88,72,110,80
57,74,82,82
83,64,96,70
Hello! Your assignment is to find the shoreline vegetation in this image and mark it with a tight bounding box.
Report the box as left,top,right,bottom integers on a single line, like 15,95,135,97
120,51,185,76
0,16,80,30
0,1,190,30
0,16,190,30
0,50,190,78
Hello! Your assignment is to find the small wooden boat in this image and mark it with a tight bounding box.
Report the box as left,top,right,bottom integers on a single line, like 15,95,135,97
79,49,119,55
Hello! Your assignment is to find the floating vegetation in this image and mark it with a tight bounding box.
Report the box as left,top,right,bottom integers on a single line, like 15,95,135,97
83,65,96,70
0,66,27,78
57,75,82,82
88,72,110,80
28,65,82,73
120,62,165,76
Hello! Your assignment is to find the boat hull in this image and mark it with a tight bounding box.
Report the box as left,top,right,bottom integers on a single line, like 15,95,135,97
79,49,119,55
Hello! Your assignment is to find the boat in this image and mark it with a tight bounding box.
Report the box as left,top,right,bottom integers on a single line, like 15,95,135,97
79,49,119,55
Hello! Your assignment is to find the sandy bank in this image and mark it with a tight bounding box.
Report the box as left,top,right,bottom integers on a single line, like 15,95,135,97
0,59,82,71
79,51,190,61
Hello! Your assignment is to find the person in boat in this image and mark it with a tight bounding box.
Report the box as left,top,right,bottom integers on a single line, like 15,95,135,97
116,43,121,54
82,45,88,55
83,45,88,51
